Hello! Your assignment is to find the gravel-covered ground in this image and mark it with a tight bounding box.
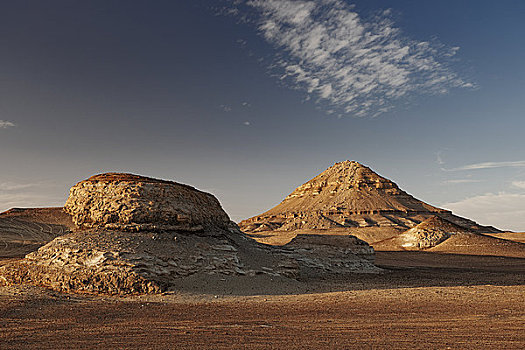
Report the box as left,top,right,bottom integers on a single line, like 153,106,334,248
1,250,525,349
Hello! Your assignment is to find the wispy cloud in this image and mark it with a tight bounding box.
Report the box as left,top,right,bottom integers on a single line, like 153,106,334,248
219,104,233,112
435,151,445,165
0,181,64,212
0,120,15,129
0,182,38,191
224,0,473,117
448,160,525,171
443,193,525,232
512,181,525,190
443,179,482,184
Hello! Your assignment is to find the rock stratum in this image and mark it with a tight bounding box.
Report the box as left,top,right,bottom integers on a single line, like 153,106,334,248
239,161,499,243
0,208,73,258
0,173,378,295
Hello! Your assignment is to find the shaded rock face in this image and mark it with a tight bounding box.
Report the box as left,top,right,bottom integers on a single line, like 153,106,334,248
282,235,380,275
64,173,232,233
0,173,379,295
239,161,499,235
0,231,300,294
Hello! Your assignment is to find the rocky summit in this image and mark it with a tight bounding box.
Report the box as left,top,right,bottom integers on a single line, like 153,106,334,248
239,161,499,242
0,173,379,295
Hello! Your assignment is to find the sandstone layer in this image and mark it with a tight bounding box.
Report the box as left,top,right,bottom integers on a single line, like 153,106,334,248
0,208,73,258
239,161,499,243
282,234,377,276
0,173,378,294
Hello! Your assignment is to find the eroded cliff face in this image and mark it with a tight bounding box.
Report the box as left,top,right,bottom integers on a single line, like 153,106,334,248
64,173,232,233
240,161,499,235
0,173,379,295
0,230,302,294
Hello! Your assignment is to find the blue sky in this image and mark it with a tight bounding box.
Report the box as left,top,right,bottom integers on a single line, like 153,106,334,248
1,0,524,230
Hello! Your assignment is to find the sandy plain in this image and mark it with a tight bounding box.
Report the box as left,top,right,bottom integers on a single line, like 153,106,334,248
2,243,525,350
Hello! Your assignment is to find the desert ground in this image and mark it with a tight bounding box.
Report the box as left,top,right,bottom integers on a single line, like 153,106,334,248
1,170,525,349
2,244,525,350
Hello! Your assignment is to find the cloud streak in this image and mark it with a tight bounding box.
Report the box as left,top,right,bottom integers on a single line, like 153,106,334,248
0,182,38,191
0,120,15,129
443,179,482,184
227,0,473,117
443,193,525,232
512,181,525,190
448,160,525,171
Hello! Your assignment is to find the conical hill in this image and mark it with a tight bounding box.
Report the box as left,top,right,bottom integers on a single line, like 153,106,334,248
239,161,499,240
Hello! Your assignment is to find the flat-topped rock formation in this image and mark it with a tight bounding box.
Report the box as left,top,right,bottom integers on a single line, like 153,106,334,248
282,234,377,276
64,173,233,233
0,173,378,294
240,161,499,243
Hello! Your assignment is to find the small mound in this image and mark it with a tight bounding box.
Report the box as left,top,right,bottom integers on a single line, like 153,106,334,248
374,216,470,251
429,233,525,258
282,234,381,275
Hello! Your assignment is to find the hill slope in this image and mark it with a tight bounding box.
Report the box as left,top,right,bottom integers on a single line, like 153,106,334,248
239,161,499,242
0,208,73,258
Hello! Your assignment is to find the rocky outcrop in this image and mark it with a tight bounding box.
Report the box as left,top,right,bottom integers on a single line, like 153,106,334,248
239,161,499,237
0,173,378,295
373,216,525,257
0,230,302,294
282,234,380,275
374,216,471,250
64,173,233,233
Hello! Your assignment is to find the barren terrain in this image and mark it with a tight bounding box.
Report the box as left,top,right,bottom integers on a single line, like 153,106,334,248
1,170,524,349
2,248,524,349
